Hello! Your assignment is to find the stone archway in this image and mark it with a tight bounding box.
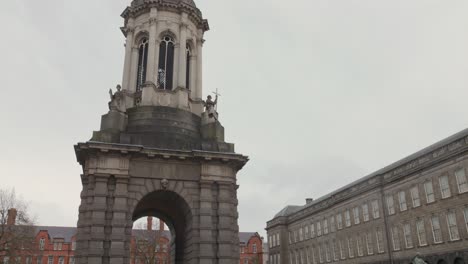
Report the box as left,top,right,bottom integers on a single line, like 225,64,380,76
455,258,465,264
132,190,193,264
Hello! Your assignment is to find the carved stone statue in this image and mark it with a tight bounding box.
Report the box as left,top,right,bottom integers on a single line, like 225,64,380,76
108,84,125,112
203,95,218,118
412,254,427,264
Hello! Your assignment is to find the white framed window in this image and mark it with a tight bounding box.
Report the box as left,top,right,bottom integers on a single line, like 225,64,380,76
403,223,413,248
58,257,64,264
269,236,272,248
455,168,468,194
330,216,336,233
347,237,354,258
410,186,421,208
332,241,338,261
244,258,248,264
3,257,9,264
300,249,304,264
296,251,300,264
446,211,460,241
289,231,293,244
270,256,273,264
305,248,310,264
277,233,280,246
37,257,43,264
391,226,401,251
339,241,345,260
54,243,58,251
39,238,45,250
26,257,32,264
305,225,309,239
372,200,380,219
324,243,330,262
323,219,329,235
253,244,257,253
317,222,322,236
362,204,369,222
386,195,395,215
336,214,343,230
318,245,324,263
353,207,360,225
398,191,407,211
58,243,62,251
310,224,316,238
311,247,317,264
439,175,451,199
48,256,53,264
376,229,384,253
366,232,373,255
299,227,304,241
356,236,363,256
431,215,443,243
464,208,468,233
345,210,351,227
416,219,427,246
424,180,435,203
294,230,298,243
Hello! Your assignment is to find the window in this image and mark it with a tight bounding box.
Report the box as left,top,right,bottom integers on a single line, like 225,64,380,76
376,229,384,253
310,224,316,238
347,237,354,258
295,250,300,264
398,191,407,211
72,241,76,250
372,200,380,219
464,208,468,233
318,245,323,263
300,249,304,264
305,249,310,264
323,219,329,235
289,251,294,264
48,256,53,264
26,257,32,264
299,227,304,241
244,258,248,264
362,204,369,222
158,35,175,90
58,243,62,250
339,241,345,260
37,257,43,264
344,210,351,227
410,186,421,208
439,175,451,199
70,257,75,264
54,243,57,251
289,232,292,244
277,233,280,246
386,195,395,215
39,238,45,250
294,230,298,243
356,236,363,256
366,232,373,255
317,222,322,236
416,219,427,246
403,223,413,248
253,244,257,253
305,225,309,239
58,257,64,264
455,168,468,193
136,37,149,91
332,241,338,261
324,243,330,262
431,215,443,243
336,214,343,230
330,217,336,232
241,247,245,253
186,44,191,89
353,207,360,225
3,257,9,264
269,236,273,248
391,226,400,251
311,247,317,264
425,180,435,203
446,211,460,241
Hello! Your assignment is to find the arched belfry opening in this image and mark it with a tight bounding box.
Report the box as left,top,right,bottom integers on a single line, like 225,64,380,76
74,0,248,264
132,191,193,264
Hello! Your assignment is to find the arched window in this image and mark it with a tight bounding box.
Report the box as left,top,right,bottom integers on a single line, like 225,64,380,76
186,44,192,89
158,35,175,90
136,37,149,91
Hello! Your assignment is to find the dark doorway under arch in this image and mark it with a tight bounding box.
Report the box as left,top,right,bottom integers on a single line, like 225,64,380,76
133,190,193,264
438,260,448,264
455,258,466,264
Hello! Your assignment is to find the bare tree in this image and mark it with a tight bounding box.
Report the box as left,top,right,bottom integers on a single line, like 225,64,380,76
131,218,170,264
0,188,36,263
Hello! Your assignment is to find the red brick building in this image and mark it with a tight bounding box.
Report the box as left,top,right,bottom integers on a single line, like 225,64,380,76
239,232,265,264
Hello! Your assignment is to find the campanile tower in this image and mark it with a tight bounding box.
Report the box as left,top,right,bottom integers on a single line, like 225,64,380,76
74,1,248,264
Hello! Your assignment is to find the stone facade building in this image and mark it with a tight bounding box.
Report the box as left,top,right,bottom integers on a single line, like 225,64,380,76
266,129,468,264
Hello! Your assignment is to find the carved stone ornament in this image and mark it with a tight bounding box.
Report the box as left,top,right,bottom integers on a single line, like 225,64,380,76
161,179,169,190
108,84,126,113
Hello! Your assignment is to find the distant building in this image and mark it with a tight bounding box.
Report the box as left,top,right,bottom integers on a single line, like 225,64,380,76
266,129,468,264
239,232,265,264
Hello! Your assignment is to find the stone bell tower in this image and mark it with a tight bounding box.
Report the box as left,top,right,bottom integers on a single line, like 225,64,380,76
74,1,248,264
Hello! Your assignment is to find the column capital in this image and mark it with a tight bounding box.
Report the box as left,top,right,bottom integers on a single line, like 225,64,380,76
149,18,158,25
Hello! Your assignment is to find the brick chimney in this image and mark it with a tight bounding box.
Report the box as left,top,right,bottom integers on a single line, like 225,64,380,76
159,220,165,231
147,217,153,231
7,208,17,226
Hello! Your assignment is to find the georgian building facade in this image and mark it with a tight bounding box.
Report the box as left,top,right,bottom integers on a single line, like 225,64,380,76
266,129,468,264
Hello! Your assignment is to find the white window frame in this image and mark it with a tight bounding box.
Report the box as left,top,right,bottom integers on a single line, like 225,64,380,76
324,243,330,262
372,200,380,219
336,214,343,230
398,191,407,212
416,219,427,246
431,216,443,244
455,168,468,194
366,232,373,255
347,237,354,258
48,256,53,264
391,227,400,251
353,207,360,225
310,224,316,238
403,223,413,248
318,245,324,263
339,241,345,260
317,222,322,236
376,229,384,253
356,236,363,257
439,175,451,199
424,180,435,203
323,219,329,235
299,227,304,241
446,211,460,241
345,210,351,227
410,186,421,208
332,241,338,261
330,216,336,233
362,204,369,222
386,195,395,215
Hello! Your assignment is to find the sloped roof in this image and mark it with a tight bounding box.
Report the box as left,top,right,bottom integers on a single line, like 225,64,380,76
36,226,76,242
274,205,302,218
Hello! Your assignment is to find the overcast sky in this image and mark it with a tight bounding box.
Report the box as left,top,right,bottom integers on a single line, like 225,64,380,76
1,0,468,238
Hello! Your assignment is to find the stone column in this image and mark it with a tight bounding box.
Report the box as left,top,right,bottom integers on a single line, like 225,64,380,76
199,181,216,264
121,20,134,91
196,36,204,99
178,15,188,89
109,178,130,264
173,44,180,90
88,176,110,264
189,53,197,97
217,182,240,264
76,175,93,264
146,8,158,84
128,47,139,92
